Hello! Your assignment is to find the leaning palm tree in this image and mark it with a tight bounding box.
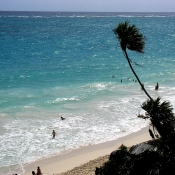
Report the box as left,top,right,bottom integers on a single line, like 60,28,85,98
113,20,152,100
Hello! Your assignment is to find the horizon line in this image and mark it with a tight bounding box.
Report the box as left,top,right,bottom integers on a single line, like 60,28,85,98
0,10,175,13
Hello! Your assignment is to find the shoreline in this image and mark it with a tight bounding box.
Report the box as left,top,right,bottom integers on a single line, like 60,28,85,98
22,126,151,175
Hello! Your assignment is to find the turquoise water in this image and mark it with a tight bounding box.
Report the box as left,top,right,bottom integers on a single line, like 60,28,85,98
0,12,175,175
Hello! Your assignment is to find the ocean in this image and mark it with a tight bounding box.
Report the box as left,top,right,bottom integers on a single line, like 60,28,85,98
0,11,175,175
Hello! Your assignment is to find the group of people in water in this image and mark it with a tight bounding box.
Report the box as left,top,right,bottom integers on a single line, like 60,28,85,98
119,76,159,91
120,78,138,83
118,77,159,90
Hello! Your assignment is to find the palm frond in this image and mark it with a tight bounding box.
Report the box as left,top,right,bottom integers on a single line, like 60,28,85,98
141,97,175,138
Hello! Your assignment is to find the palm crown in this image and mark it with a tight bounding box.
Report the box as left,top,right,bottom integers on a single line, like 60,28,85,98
113,20,145,53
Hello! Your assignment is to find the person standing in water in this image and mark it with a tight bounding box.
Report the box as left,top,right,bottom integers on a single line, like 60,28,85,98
52,130,56,139
155,82,159,90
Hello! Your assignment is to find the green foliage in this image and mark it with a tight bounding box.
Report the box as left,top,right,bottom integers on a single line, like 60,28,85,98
119,144,127,151
95,144,175,175
141,97,175,138
96,149,134,175
113,20,145,53
130,150,162,175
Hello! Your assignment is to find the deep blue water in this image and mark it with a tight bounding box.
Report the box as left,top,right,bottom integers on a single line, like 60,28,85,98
0,11,175,175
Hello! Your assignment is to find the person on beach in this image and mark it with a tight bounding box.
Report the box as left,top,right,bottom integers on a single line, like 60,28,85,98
32,171,36,175
155,82,159,90
37,166,42,175
52,130,56,139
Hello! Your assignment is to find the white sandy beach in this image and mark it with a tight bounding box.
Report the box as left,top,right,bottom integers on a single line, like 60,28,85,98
22,126,151,175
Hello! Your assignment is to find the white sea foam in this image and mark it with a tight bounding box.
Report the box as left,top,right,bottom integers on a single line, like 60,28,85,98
17,16,29,18
33,16,42,18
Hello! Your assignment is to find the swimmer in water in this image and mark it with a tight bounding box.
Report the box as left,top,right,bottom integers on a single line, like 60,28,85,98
52,130,56,139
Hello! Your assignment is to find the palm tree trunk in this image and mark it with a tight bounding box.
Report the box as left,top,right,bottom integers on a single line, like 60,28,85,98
123,50,152,100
